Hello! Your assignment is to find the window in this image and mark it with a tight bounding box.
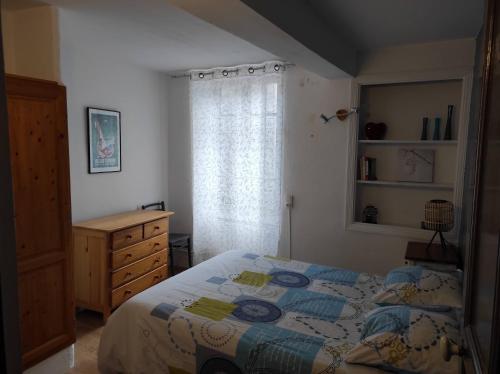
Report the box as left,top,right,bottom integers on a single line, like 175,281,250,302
190,64,284,262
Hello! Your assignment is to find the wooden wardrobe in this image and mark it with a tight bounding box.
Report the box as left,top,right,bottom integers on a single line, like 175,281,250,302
6,75,74,369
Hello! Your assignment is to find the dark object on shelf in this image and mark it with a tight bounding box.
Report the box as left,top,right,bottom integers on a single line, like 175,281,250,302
142,201,166,211
420,117,429,140
365,122,387,140
432,117,441,140
422,200,454,251
444,105,454,140
406,241,460,268
362,205,378,224
169,233,193,274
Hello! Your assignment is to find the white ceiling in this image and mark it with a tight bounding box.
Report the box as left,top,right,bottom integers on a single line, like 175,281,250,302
2,0,485,76
307,0,484,50
31,0,277,73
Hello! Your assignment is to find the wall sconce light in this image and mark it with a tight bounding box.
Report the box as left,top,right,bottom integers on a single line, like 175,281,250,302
320,108,359,124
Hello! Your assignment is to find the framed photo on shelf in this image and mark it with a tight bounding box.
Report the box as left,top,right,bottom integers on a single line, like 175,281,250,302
87,107,121,174
397,148,434,183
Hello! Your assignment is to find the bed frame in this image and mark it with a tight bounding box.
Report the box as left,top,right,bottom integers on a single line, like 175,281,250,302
461,0,500,372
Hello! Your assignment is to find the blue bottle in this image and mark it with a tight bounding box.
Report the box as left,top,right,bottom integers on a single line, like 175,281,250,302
421,117,429,140
444,105,453,140
433,117,441,140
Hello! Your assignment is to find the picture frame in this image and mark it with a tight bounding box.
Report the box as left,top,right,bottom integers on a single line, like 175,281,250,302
87,107,121,174
397,148,435,183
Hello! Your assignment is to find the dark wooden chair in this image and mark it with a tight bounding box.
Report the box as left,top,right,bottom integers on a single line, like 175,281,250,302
168,233,193,273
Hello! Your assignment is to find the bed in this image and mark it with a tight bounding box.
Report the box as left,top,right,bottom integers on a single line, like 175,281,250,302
98,251,388,374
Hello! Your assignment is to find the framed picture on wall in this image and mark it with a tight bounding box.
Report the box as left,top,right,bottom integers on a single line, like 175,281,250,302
87,107,121,173
397,148,434,183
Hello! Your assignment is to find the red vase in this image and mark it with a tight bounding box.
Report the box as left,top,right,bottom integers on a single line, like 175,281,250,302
365,122,387,140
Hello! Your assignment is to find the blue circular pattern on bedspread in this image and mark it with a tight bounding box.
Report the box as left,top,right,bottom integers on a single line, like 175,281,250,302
270,271,310,288
232,299,282,323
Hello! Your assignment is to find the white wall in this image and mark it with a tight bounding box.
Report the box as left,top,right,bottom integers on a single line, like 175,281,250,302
281,68,407,274
358,38,476,76
167,39,476,275
166,68,406,274
58,9,169,222
167,77,192,233
1,4,60,81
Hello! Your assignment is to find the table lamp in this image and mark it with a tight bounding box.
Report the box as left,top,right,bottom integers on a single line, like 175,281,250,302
423,199,454,251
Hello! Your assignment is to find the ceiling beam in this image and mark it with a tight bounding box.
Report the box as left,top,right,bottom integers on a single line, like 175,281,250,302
167,0,357,78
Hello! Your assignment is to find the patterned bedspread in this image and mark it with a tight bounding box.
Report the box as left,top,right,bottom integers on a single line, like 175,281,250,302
98,251,387,374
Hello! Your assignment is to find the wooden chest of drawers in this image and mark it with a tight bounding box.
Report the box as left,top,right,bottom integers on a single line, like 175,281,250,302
73,210,174,320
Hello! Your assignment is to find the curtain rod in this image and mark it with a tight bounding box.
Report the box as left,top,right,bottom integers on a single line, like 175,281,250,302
170,62,294,79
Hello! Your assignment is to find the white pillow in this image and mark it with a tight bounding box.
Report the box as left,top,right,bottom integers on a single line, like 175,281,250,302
346,306,460,374
372,266,462,309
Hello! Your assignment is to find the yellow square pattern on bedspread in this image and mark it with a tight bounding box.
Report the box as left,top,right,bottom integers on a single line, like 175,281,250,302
184,297,236,321
233,271,273,287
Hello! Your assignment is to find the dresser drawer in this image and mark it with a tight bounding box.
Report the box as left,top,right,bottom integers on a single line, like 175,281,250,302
144,218,168,239
112,225,143,250
112,265,167,308
111,249,167,288
112,233,167,269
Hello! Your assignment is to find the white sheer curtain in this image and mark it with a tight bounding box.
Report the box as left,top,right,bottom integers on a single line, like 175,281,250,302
190,62,284,263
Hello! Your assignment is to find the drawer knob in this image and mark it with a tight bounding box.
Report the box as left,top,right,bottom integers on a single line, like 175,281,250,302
124,290,132,295
154,226,160,230
153,275,160,280
125,253,133,258
154,259,160,264
126,234,133,239
125,272,132,277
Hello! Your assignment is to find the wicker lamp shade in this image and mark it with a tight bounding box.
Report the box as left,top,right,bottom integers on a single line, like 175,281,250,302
424,200,454,232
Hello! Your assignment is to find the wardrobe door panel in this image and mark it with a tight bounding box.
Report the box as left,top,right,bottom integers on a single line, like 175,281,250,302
8,98,62,261
18,261,67,352
6,75,74,370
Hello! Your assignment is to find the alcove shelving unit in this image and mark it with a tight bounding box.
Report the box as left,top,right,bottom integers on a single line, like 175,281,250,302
345,72,473,240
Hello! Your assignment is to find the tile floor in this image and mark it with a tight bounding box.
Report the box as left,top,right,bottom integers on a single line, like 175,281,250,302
67,311,104,374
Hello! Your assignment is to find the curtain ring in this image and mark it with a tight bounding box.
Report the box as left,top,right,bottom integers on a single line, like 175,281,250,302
274,64,280,72
198,72,205,79
248,67,254,74
222,70,229,77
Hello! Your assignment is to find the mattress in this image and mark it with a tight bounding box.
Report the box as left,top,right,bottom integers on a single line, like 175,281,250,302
98,251,387,374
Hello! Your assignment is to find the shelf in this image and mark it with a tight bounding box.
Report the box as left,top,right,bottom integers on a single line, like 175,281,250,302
357,180,454,190
359,140,458,145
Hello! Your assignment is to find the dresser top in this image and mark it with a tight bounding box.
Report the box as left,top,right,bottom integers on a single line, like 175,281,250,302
73,210,174,232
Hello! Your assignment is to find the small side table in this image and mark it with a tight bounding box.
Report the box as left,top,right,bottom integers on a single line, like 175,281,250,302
168,233,192,275
405,241,461,272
